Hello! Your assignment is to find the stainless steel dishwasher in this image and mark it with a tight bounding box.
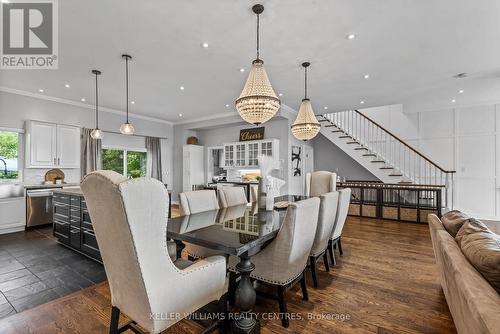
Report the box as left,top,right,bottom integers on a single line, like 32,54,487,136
26,189,53,227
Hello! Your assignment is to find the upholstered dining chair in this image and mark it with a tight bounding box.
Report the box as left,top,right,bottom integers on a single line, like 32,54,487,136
305,171,337,197
228,197,321,328
179,189,225,260
328,188,352,266
81,171,227,334
217,186,248,208
308,191,339,287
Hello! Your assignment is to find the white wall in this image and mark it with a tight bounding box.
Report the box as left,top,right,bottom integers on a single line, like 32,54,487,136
360,104,500,220
0,91,173,185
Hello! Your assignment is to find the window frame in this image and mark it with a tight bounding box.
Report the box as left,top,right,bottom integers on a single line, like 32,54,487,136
102,145,147,178
0,127,23,182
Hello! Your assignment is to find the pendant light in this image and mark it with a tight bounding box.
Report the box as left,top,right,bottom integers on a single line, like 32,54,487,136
90,70,103,140
235,4,280,125
120,54,135,135
291,62,320,141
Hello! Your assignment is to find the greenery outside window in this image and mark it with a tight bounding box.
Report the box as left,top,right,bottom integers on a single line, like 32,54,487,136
102,147,146,179
0,131,20,180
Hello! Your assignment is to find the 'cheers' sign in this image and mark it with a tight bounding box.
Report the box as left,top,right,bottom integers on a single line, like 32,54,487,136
239,127,265,141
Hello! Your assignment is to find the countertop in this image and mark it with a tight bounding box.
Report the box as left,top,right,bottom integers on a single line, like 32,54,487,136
211,180,259,185
52,187,83,195
24,183,80,189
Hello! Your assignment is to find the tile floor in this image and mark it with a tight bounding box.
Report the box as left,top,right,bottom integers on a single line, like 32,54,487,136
0,227,106,319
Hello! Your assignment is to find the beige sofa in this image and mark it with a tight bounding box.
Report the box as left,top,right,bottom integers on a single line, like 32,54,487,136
428,214,500,334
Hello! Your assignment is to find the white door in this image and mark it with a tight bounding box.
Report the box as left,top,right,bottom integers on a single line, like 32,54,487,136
27,121,57,168
57,125,80,168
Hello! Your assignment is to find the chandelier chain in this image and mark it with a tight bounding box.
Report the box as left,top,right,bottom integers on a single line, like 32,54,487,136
304,66,308,99
95,72,99,128
125,56,129,123
256,13,260,60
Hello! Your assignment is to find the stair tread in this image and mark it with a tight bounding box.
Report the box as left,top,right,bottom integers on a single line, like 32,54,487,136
362,153,377,156
371,160,386,163
339,135,352,139
331,130,344,133
389,174,403,177
318,119,329,122
324,124,336,127
379,167,394,169
346,141,359,144
354,147,369,150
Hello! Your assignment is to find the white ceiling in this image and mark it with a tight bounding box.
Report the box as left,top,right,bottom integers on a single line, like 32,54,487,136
2,0,500,123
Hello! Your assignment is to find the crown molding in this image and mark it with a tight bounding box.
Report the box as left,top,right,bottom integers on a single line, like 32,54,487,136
0,86,174,125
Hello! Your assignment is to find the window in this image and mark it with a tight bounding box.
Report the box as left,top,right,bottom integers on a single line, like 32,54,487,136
102,148,146,179
0,131,20,180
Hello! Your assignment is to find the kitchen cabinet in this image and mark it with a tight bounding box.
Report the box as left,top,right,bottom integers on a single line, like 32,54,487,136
0,196,25,235
222,139,279,168
52,190,101,262
25,121,80,168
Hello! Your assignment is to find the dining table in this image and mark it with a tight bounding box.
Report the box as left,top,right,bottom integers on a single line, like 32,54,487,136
167,195,307,334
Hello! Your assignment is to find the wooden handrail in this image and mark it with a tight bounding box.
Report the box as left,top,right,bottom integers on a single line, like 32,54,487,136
348,110,455,174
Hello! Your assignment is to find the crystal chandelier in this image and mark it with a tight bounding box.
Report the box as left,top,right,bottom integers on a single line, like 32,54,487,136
120,54,135,135
90,70,103,140
291,62,321,141
235,4,280,125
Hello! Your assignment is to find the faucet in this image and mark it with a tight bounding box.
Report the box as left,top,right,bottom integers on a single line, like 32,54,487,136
0,158,7,177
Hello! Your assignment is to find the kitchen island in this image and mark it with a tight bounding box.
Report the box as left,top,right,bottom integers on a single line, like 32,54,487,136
52,188,102,262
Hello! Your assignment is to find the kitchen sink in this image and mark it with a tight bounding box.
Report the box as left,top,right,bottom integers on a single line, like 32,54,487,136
0,183,24,199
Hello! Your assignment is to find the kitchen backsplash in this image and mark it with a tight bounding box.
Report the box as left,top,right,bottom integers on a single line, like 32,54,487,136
23,168,81,185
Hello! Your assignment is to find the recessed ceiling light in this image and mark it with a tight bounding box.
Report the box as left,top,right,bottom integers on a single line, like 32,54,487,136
360,101,365,104
451,99,456,103
363,74,370,79
64,84,70,88
454,73,468,79
278,93,283,97
458,89,464,94
178,113,183,117
324,106,328,110
179,86,185,91
225,104,230,108
239,68,245,73
346,33,356,40
201,42,209,48
38,89,44,93
81,98,86,102
131,101,135,105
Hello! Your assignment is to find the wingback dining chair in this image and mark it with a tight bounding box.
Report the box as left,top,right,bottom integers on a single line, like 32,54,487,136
328,188,352,266
305,171,337,197
308,191,339,287
179,189,225,260
81,171,227,334
228,197,321,328
217,186,248,208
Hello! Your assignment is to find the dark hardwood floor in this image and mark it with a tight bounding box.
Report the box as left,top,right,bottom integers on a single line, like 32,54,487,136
0,214,457,333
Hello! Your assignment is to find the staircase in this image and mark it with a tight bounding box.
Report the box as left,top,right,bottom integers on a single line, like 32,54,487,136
318,110,456,209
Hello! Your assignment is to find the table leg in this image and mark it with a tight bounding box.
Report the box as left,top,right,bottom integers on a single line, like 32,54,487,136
231,254,259,334
174,240,185,259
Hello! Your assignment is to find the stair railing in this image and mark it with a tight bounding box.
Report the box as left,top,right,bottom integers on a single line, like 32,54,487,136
322,110,456,209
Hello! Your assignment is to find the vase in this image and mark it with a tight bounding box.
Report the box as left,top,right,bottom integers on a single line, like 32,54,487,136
258,178,266,210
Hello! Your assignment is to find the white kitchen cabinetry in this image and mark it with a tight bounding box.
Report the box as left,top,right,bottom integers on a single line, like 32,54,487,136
0,197,26,235
183,145,205,192
25,121,81,168
222,139,279,168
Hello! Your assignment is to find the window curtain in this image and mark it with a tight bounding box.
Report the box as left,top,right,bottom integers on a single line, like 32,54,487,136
80,128,102,180
146,136,162,180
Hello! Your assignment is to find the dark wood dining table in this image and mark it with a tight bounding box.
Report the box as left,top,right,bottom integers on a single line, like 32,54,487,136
167,195,307,334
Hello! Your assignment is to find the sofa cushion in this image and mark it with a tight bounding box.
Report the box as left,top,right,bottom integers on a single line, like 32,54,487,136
441,210,470,237
456,219,500,293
